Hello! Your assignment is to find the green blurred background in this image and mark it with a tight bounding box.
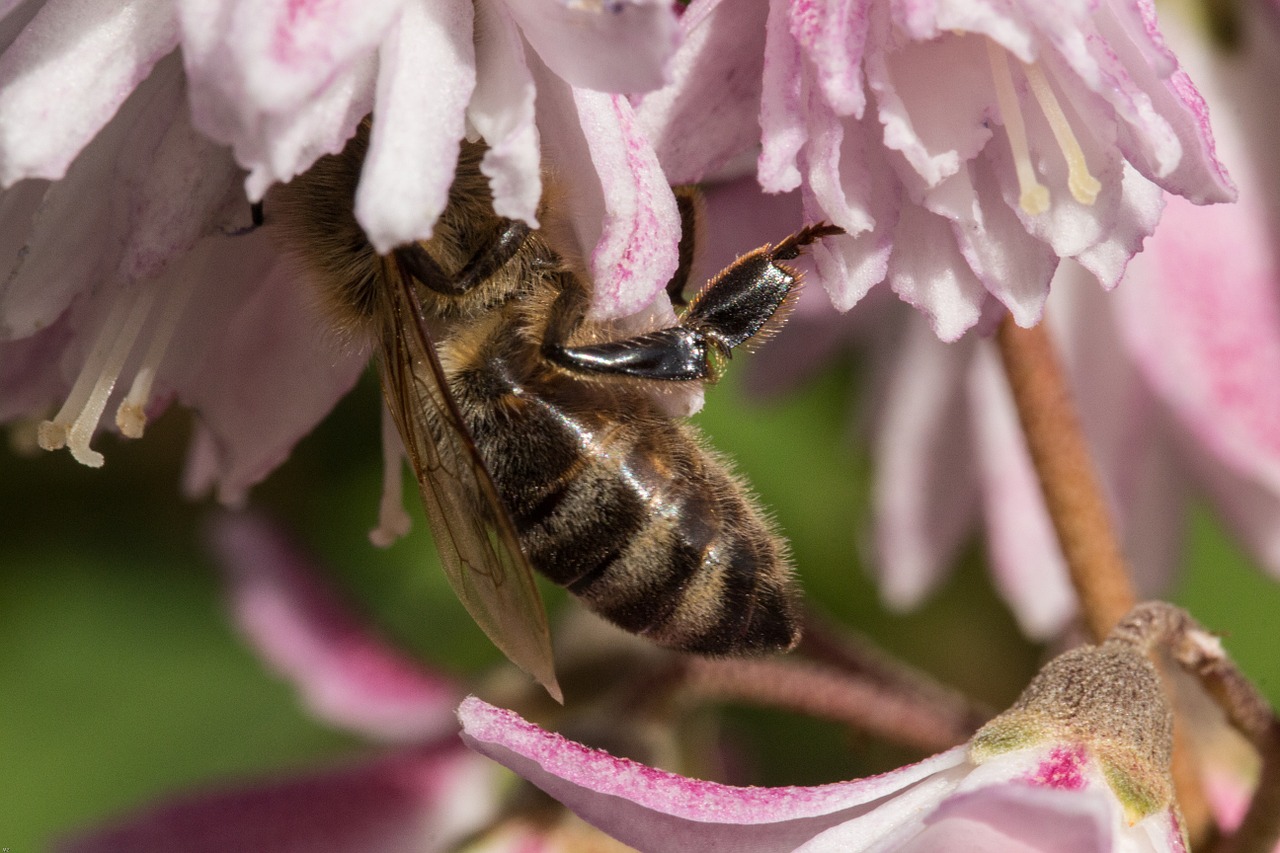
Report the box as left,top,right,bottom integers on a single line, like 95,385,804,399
2,358,1278,851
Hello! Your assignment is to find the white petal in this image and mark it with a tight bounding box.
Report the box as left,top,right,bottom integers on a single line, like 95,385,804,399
0,55,185,341
356,0,476,253
241,56,376,202
468,0,540,224
504,0,677,94
758,0,806,192
886,203,987,341
0,0,179,185
634,0,768,185
177,0,402,139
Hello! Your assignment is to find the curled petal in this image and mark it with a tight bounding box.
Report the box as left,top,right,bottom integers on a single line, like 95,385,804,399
459,697,970,853
0,0,179,186
355,0,476,253
210,512,461,742
886,203,988,341
505,0,677,94
758,0,805,192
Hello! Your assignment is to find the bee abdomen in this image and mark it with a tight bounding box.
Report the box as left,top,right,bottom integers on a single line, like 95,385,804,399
507,417,799,655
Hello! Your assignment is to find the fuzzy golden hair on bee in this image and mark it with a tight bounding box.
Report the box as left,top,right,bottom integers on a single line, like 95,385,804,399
269,118,842,693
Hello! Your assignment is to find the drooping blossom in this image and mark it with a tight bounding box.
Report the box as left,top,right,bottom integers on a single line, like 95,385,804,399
58,512,632,852
735,0,1280,640
460,630,1190,852
636,0,1236,340
0,0,682,496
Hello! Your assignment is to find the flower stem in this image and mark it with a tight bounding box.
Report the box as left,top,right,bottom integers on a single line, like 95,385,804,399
680,656,977,754
993,316,1136,638
994,316,1212,839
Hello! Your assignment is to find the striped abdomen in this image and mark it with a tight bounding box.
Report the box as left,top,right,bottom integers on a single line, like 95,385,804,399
460,364,800,655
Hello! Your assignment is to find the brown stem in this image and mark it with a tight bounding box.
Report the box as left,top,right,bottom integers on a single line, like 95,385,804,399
994,318,1211,841
799,607,993,734
680,656,975,754
994,316,1137,638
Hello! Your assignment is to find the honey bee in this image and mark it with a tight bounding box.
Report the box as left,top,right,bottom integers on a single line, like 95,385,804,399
271,123,839,696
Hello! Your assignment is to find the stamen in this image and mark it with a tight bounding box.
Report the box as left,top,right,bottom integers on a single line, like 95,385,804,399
37,286,157,466
986,41,1050,216
370,404,413,547
1024,62,1101,205
117,269,199,438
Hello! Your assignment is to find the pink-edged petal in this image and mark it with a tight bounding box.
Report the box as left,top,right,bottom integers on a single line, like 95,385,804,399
459,697,971,853
468,0,540,225
355,0,475,253
789,0,870,118
180,254,368,507
176,0,401,144
506,0,677,94
867,31,997,191
758,0,806,193
634,0,768,185
968,344,1077,639
871,319,980,611
533,63,679,319
801,99,900,314
60,743,497,853
1118,192,1280,506
0,0,179,186
0,55,185,341
210,512,461,742
1089,0,1235,204
885,202,987,341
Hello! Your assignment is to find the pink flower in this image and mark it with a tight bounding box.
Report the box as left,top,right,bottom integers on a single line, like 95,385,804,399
0,1,682,485
459,637,1189,852
740,0,1280,639
637,0,1235,340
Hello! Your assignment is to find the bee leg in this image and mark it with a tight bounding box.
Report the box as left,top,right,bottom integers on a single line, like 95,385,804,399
665,186,704,308
395,218,531,297
545,223,842,383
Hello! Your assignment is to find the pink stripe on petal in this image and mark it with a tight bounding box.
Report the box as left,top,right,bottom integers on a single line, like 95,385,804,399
355,0,476,253
459,697,969,852
211,512,461,743
0,0,179,186
590,95,680,318
789,0,869,118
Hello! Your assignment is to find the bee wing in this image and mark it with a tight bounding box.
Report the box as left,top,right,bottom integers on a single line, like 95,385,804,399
376,264,561,702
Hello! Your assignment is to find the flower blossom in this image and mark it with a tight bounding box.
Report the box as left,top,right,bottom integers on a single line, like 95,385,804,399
737,0,1280,640
637,0,1236,340
59,512,632,852
460,632,1190,852
0,0,682,493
